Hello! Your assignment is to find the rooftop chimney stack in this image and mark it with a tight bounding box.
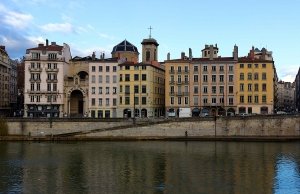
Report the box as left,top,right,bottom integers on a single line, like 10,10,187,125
167,52,170,60
181,52,185,59
46,39,49,46
92,52,95,60
189,48,192,60
209,45,214,60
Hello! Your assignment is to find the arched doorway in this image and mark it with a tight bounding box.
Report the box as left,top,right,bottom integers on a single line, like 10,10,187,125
141,109,147,118
124,109,131,118
218,108,226,116
227,108,235,116
260,107,268,114
70,90,84,117
238,107,246,114
192,108,200,117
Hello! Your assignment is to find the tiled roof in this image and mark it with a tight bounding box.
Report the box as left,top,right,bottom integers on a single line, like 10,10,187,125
238,57,273,63
27,45,63,52
165,57,236,63
111,40,139,53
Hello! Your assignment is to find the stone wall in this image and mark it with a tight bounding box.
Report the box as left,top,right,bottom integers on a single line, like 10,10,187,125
5,115,300,138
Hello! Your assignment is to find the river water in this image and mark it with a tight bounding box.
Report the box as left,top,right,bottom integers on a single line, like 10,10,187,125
0,141,299,194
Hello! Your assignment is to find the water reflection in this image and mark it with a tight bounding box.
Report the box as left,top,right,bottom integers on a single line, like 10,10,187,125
0,141,299,194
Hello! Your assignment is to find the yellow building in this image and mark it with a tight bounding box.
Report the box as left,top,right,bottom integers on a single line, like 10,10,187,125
235,47,276,114
117,37,165,118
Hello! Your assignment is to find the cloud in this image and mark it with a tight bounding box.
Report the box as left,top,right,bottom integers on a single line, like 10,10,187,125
0,3,33,29
40,22,74,33
98,33,115,40
277,65,298,82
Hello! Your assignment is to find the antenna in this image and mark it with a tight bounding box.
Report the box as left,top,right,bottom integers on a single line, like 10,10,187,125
148,26,153,38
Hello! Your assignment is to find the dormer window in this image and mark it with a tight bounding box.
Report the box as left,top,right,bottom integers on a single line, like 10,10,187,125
48,53,57,60
32,52,40,59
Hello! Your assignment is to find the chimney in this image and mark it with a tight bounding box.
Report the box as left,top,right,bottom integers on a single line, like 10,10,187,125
102,53,105,59
92,52,96,60
167,52,170,60
261,48,267,60
250,46,255,60
181,52,185,59
209,45,214,60
0,46,5,51
51,42,56,46
233,44,238,60
46,39,49,46
38,43,44,47
189,48,192,60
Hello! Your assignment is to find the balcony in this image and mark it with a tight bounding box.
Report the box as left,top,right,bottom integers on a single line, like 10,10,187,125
169,70,175,74
176,81,189,85
28,67,42,72
46,68,59,72
27,89,59,94
46,79,58,83
175,92,189,96
169,81,175,84
29,78,41,82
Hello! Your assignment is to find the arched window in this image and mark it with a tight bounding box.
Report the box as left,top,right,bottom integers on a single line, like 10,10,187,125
146,51,150,61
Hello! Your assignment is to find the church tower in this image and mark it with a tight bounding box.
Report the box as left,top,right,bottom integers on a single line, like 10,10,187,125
141,26,159,63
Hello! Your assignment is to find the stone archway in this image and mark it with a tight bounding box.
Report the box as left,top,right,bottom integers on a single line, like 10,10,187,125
70,90,84,117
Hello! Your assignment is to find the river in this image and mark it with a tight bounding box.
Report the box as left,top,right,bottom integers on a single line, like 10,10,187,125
0,141,299,194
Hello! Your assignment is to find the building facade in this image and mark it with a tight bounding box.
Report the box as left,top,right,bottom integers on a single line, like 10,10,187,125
276,81,295,113
0,45,18,116
165,45,238,117
235,47,276,114
296,68,300,112
24,40,71,117
117,37,165,118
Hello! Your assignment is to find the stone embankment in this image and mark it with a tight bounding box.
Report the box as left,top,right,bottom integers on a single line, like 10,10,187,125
1,115,300,141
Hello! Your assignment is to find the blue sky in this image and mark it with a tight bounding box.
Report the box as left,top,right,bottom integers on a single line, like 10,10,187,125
0,0,299,82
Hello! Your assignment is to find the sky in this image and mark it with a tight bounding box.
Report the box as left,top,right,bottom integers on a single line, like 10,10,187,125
0,0,299,82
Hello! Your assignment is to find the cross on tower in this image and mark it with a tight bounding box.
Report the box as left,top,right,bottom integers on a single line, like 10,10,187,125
148,26,153,38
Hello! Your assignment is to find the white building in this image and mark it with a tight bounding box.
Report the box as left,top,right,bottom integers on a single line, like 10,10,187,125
24,40,71,118
88,54,119,118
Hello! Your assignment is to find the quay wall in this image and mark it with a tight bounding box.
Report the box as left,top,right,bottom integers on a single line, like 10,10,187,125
4,115,300,139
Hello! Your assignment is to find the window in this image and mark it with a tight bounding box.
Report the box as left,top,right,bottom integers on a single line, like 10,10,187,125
178,66,182,72
113,87,117,94
48,53,57,60
171,97,174,105
31,83,34,91
203,75,207,82
203,98,208,104
92,98,95,106
194,75,198,82
248,64,252,68
248,95,252,103
36,96,40,102
113,75,117,83
92,75,96,83
32,52,40,59
142,97,147,105
30,96,34,102
212,66,216,71
99,87,102,94
98,75,102,83
194,86,198,94
240,64,244,68
184,75,188,83
142,74,147,81
229,97,233,105
99,98,103,106
219,86,224,94
92,66,96,72
125,85,130,94
229,86,233,94
229,75,234,82
254,84,259,91
170,66,174,73
119,74,122,82
125,66,130,70
194,96,199,105
119,86,122,93
203,66,207,72
219,75,224,82
240,96,244,103
219,97,224,104
254,96,259,103
262,95,267,103
125,74,130,81
134,85,139,93
203,86,208,93
194,66,198,72
262,64,266,68
248,73,252,80
106,87,109,94
99,66,103,72
146,51,150,61
248,84,252,91
142,85,146,93
254,73,259,80
212,75,216,82
113,66,117,72
125,97,130,105
106,75,110,83
212,98,216,103
134,96,139,105
134,74,139,81
170,86,174,94
240,84,244,91
113,98,117,106
178,97,182,105
262,84,267,91
91,87,95,94
229,66,233,71
184,97,189,104
220,66,224,72
212,86,216,93
119,97,122,104
106,98,109,106
255,64,258,68
47,83,51,91
106,66,110,72
262,73,266,80
178,75,182,83
37,83,40,91
184,66,189,73
240,73,244,80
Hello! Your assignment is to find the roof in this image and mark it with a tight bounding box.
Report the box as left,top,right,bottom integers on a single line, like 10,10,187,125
71,56,118,62
238,57,273,63
27,44,63,52
118,61,165,71
111,40,139,53
165,57,236,63
141,38,159,46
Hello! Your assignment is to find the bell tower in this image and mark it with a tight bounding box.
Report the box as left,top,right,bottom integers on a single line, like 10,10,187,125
141,26,159,63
